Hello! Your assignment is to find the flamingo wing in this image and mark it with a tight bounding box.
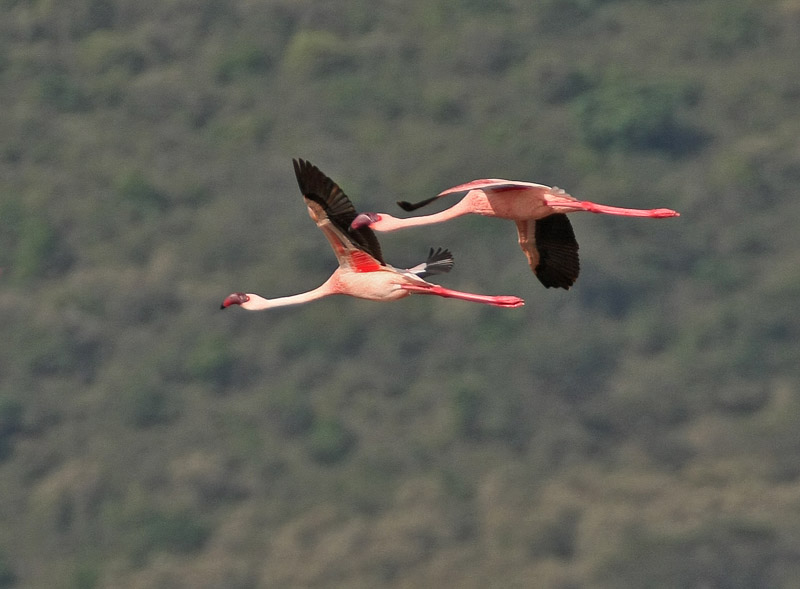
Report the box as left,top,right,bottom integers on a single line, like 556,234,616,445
398,179,559,211
397,179,512,211
438,178,530,196
293,159,387,272
293,158,383,259
515,214,580,289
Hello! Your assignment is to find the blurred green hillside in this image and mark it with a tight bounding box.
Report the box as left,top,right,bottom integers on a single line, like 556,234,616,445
1,0,800,586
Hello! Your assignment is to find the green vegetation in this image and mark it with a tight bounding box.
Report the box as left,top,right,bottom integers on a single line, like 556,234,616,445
573,74,703,154
1,0,799,586
0,552,15,589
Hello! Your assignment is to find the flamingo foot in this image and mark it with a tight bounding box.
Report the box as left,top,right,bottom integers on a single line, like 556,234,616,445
483,295,526,308
649,208,681,218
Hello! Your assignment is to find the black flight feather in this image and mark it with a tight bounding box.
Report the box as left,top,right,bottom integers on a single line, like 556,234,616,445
534,214,580,289
293,158,386,265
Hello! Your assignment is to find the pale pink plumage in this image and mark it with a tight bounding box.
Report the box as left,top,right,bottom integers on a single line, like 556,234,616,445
351,178,679,289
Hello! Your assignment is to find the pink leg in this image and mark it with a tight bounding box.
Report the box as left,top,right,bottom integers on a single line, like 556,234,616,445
579,201,680,218
402,284,524,308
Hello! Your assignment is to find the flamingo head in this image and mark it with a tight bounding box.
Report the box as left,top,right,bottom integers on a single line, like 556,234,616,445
350,212,381,231
220,292,250,309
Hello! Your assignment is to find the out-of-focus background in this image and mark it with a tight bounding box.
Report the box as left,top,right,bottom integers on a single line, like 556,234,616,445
1,0,799,587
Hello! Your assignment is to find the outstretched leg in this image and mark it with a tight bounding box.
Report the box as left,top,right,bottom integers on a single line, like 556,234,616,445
401,284,524,308
578,201,679,217
541,189,679,217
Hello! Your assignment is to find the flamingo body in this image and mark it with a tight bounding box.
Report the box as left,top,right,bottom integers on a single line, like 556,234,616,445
221,160,524,311
351,178,679,289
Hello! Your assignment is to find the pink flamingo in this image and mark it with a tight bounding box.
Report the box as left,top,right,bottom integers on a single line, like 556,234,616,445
351,178,679,289
221,160,524,311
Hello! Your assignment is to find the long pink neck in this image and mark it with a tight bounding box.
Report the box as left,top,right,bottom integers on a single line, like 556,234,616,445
378,198,473,232
244,279,337,310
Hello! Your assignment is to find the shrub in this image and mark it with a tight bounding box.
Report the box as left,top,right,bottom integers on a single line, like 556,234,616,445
707,1,767,55
595,520,781,587
573,75,703,154
537,63,593,104
306,419,356,465
215,43,271,83
71,561,100,589
185,335,234,388
121,383,178,428
452,388,484,441
283,31,357,77
270,395,315,437
0,397,23,439
125,509,210,561
528,508,582,559
0,552,15,589
13,215,70,282
536,0,599,30
26,326,99,380
85,0,116,31
78,30,148,76
38,73,90,112
116,171,169,217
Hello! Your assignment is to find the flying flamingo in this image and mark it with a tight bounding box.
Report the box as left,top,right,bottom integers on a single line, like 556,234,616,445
221,160,525,311
350,179,679,289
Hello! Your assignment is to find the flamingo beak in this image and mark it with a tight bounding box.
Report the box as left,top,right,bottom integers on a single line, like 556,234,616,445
220,292,249,309
350,212,380,231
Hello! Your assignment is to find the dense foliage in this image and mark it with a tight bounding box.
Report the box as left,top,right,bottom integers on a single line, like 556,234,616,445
1,0,799,586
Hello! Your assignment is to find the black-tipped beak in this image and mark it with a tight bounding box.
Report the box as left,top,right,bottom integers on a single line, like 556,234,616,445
221,292,249,309
350,212,380,231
